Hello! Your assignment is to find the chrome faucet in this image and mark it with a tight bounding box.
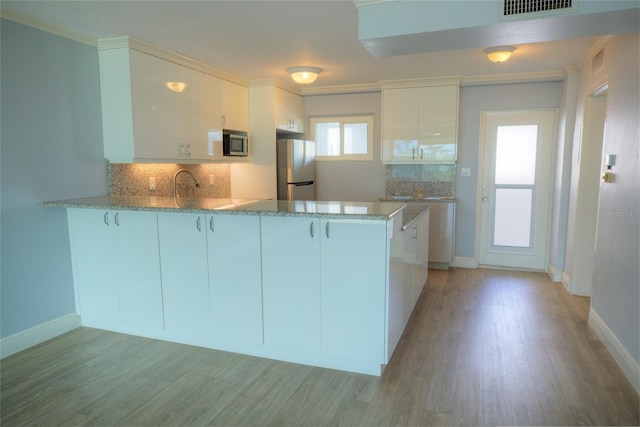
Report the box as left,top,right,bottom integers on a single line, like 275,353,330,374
173,169,201,197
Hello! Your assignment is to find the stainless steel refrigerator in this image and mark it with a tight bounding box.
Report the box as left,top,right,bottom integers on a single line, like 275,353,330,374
276,139,316,200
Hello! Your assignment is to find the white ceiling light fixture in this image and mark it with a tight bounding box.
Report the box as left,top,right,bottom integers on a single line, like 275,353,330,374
287,66,322,84
165,81,187,93
484,46,517,63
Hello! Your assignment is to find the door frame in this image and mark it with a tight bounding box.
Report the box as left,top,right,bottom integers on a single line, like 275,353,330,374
474,108,558,270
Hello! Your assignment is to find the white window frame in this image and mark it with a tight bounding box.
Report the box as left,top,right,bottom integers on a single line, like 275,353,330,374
309,115,374,161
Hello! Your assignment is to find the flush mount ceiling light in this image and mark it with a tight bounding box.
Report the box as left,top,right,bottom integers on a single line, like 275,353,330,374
165,81,187,93
484,46,517,63
287,66,322,84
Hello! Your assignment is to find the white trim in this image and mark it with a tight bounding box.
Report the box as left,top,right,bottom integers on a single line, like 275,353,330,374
561,271,571,292
0,8,97,46
1,313,81,359
461,71,565,86
589,308,640,394
450,256,477,269
546,263,563,282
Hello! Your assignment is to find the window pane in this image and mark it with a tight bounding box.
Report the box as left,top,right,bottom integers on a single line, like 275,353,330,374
495,125,537,185
344,123,368,155
493,188,532,247
316,122,340,156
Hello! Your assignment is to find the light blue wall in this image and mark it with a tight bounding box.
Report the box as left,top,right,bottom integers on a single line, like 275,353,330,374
456,81,563,258
588,33,639,365
1,19,107,338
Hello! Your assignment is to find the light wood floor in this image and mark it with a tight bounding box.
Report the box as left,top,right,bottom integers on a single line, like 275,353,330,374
2,269,638,426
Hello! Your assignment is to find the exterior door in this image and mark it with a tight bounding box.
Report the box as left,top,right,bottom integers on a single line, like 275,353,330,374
478,110,556,270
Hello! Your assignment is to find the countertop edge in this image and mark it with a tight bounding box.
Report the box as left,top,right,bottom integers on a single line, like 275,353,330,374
43,197,406,221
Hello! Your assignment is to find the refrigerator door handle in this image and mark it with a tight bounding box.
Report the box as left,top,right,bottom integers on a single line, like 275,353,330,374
290,181,314,186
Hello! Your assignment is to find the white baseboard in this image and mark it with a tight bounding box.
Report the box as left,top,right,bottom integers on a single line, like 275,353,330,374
588,307,640,394
450,256,477,269
1,313,81,359
561,271,571,292
546,263,563,282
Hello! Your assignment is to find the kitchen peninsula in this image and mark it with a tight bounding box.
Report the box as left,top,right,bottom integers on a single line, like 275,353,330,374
44,196,430,375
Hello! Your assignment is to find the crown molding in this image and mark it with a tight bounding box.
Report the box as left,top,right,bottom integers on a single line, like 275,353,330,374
301,82,382,96
97,36,249,87
460,70,565,86
0,8,97,46
379,76,463,90
353,0,397,8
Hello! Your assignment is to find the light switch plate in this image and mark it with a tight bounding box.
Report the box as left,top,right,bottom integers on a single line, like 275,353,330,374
461,167,471,177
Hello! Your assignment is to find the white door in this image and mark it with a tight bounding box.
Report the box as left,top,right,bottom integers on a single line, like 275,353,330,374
478,110,556,270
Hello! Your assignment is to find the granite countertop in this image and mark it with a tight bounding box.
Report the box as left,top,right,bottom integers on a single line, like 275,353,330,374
379,196,456,203
43,195,407,221
399,203,430,231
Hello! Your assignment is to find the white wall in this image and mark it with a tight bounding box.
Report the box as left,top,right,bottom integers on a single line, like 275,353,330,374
1,20,107,338
579,33,639,386
304,92,386,202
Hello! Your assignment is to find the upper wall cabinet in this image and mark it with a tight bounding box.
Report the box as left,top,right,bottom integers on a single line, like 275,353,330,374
221,79,249,132
98,37,249,163
275,87,305,133
382,82,459,164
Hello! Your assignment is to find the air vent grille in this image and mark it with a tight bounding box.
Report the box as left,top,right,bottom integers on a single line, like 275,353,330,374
592,49,605,73
503,0,572,16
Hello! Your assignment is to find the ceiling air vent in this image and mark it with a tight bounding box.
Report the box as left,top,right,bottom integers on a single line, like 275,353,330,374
500,0,577,20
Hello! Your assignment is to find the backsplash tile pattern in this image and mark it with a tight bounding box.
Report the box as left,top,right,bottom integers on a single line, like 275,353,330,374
385,164,456,198
109,163,231,198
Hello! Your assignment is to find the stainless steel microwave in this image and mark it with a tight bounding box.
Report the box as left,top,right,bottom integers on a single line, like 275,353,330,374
223,132,248,157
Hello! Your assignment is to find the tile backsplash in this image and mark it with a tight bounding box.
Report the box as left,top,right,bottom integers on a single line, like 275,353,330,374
385,164,456,198
109,163,231,198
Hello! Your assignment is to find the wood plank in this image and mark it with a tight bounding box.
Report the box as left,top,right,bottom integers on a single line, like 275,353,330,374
1,269,638,426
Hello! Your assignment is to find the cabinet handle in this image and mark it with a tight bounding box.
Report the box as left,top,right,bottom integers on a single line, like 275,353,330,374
103,212,109,226
196,216,201,232
186,144,191,158
325,222,330,238
412,148,416,159
310,221,314,238
420,148,424,160
209,217,214,232
114,212,120,227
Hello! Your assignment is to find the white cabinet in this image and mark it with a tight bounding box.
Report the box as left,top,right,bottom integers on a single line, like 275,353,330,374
68,209,163,330
261,216,321,353
157,212,210,336
320,219,387,363
207,214,263,345
414,210,430,302
427,202,455,266
275,87,305,133
68,209,119,325
220,80,249,132
382,84,458,164
99,47,224,162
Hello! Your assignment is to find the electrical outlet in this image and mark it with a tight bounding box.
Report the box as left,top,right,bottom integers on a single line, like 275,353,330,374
461,167,471,177
209,174,215,185
149,177,156,191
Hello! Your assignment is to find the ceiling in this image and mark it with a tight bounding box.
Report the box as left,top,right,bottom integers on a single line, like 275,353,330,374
1,1,633,91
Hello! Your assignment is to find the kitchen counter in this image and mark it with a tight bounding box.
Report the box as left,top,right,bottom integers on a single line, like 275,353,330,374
44,195,406,221
379,196,456,203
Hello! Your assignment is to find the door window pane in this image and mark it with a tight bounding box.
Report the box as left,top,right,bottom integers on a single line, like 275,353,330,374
495,125,537,185
494,188,532,247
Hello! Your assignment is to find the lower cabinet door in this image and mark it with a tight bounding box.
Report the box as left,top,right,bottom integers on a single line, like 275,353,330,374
320,220,387,363
158,212,210,336
68,209,119,324
261,216,321,353
207,214,262,344
113,210,164,330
